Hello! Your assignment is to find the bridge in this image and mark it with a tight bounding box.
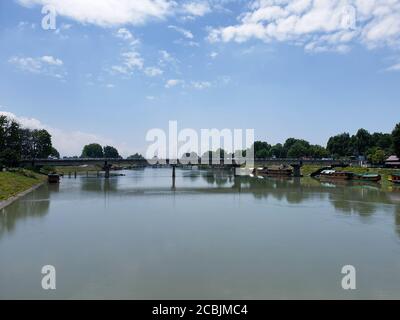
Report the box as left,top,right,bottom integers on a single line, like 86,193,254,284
20,158,358,178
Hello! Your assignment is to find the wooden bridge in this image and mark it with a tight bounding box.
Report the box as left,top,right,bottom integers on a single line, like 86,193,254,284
19,158,357,178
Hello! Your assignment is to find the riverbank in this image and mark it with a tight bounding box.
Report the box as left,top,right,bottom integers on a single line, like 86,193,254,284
301,165,399,188
0,170,46,208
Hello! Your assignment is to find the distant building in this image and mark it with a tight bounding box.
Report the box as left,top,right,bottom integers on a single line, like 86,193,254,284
385,155,400,168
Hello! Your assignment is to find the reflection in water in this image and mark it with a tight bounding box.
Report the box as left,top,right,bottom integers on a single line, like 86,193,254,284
0,186,50,238
1,168,400,299
1,169,399,240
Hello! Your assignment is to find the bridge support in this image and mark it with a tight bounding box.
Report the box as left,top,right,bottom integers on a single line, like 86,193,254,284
104,161,112,179
291,164,302,177
172,165,176,178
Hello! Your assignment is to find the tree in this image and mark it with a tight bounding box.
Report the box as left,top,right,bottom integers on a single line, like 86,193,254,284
19,129,53,159
392,123,400,158
371,132,392,153
353,128,372,156
33,129,53,158
367,147,386,165
103,146,120,158
253,141,272,158
270,143,286,158
81,143,104,158
128,153,145,160
283,138,299,151
310,145,329,159
287,141,310,158
50,147,60,159
327,133,351,157
0,116,22,166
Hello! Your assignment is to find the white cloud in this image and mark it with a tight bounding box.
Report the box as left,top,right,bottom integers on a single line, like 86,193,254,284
111,50,144,75
168,25,194,39
122,51,144,69
0,110,137,157
17,0,175,27
144,66,163,77
115,27,134,40
18,21,36,30
386,62,400,71
183,1,211,17
158,50,179,67
207,0,400,53
146,95,156,100
192,81,211,89
165,79,184,88
159,50,174,62
210,51,218,58
41,55,63,66
9,55,65,78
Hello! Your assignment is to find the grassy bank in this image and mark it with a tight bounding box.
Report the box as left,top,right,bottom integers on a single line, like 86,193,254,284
0,169,46,201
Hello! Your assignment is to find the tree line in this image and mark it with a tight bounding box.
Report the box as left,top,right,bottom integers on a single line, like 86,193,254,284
0,115,59,167
2,113,400,167
250,123,400,164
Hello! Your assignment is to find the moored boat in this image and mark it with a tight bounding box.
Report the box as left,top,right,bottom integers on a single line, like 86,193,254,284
389,173,400,184
48,174,60,184
353,173,381,182
317,170,354,181
254,165,293,177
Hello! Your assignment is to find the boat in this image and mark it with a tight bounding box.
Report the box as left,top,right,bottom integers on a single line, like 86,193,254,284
48,174,60,184
317,170,354,181
389,173,400,184
353,173,381,182
254,165,293,177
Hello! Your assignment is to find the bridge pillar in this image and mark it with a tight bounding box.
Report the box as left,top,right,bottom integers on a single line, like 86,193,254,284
104,161,111,179
291,164,302,177
172,165,176,178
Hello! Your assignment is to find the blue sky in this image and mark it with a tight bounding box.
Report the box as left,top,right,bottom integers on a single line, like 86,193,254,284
1,0,400,156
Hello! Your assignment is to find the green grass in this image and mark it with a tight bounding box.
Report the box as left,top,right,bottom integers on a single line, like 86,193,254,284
0,169,46,201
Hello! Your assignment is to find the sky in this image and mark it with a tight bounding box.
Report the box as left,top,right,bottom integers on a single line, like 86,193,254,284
0,0,400,157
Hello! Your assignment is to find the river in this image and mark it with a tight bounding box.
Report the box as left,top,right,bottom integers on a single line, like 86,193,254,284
1,168,400,299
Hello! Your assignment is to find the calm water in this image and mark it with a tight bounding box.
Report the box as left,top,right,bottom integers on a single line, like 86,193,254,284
1,168,400,299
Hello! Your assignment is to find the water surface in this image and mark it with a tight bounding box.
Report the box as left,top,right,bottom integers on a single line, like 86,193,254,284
1,168,400,299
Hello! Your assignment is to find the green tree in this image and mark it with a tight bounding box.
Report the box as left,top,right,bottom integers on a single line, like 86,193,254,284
283,138,298,151
310,145,329,159
271,143,286,158
32,129,53,158
103,145,120,158
392,123,400,158
0,116,22,166
371,132,393,153
353,128,372,156
50,147,60,159
81,143,104,158
128,153,145,160
287,141,310,158
253,141,272,158
20,129,53,159
327,133,351,157
367,147,386,165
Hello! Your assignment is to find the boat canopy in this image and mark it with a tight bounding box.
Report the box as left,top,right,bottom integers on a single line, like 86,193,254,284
321,170,336,174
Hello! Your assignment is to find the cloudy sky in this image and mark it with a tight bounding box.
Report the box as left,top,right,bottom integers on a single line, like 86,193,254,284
1,0,400,156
